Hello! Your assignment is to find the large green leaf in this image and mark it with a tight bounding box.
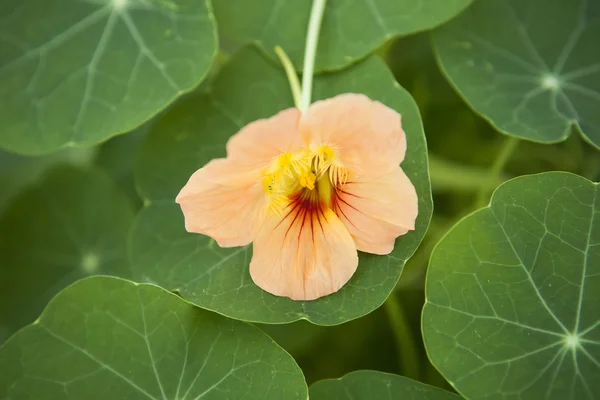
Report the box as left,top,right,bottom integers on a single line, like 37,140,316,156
423,172,600,399
309,371,461,399
213,0,472,72
0,276,308,400
0,0,217,155
433,0,600,147
0,166,134,343
130,46,432,325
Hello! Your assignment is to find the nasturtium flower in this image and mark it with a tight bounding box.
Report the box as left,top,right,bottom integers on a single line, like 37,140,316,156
176,94,418,300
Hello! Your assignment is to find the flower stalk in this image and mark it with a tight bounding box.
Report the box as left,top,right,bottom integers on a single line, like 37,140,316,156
474,136,519,208
274,46,303,109
275,0,327,111
300,0,327,111
384,291,421,381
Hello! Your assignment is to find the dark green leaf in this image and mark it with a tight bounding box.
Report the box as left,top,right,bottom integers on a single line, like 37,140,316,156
0,147,95,215
95,122,151,208
213,0,472,72
0,0,217,155
0,166,134,343
423,172,600,399
433,0,600,147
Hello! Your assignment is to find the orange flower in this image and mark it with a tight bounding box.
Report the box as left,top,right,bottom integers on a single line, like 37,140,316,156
176,94,418,300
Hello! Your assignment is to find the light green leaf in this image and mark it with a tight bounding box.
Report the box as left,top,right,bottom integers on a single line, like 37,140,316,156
130,46,432,325
213,0,472,72
433,0,600,147
423,172,600,399
0,276,308,400
309,371,461,399
0,0,217,155
0,166,134,343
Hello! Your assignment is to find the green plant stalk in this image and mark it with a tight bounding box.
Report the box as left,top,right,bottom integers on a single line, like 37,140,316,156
274,46,303,109
428,154,509,193
384,291,421,381
475,136,519,208
300,0,327,111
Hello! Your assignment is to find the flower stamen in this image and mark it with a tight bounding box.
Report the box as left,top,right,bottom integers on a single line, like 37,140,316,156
299,171,316,190
314,145,335,176
263,146,348,215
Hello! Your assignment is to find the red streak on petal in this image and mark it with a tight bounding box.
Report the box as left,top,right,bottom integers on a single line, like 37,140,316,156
336,187,363,199
298,207,309,241
283,202,304,241
316,206,326,235
331,185,372,234
334,192,360,213
280,187,328,246
334,200,358,230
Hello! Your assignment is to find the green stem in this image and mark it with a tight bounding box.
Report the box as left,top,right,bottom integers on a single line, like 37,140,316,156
474,136,519,208
384,292,420,381
300,0,327,111
274,46,302,109
429,154,509,193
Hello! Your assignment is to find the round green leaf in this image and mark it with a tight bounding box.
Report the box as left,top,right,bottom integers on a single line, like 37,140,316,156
423,172,600,399
213,0,472,72
0,166,134,343
0,0,217,155
309,371,461,400
130,46,432,325
0,276,308,400
433,0,600,147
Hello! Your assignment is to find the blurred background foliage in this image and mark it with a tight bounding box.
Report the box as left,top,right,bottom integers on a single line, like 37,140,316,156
1,29,599,390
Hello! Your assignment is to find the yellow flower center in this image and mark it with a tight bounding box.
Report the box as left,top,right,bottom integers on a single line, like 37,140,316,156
263,146,347,214
299,171,316,190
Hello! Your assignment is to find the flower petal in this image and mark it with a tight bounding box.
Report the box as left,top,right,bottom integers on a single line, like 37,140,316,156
300,93,406,174
226,108,302,169
176,159,266,247
334,167,418,255
250,206,358,301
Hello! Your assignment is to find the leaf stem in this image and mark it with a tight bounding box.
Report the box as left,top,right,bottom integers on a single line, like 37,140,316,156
384,291,420,381
300,0,327,111
274,46,303,109
475,136,519,208
429,154,509,193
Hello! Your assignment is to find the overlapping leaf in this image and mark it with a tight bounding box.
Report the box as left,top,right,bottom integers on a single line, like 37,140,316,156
309,371,461,400
130,46,431,325
433,0,600,147
0,0,217,155
0,147,94,215
95,122,151,207
0,276,308,399
0,166,134,343
423,172,600,399
213,0,472,72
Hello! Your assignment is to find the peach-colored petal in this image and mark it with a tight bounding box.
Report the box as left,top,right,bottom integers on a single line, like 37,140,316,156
226,108,303,170
300,93,406,174
176,158,266,247
250,206,358,300
333,167,418,255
